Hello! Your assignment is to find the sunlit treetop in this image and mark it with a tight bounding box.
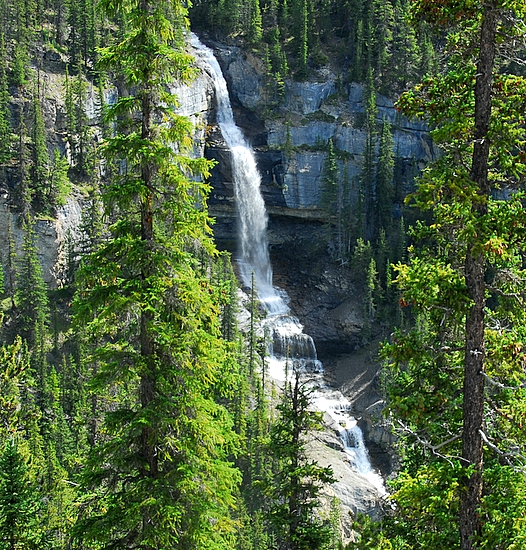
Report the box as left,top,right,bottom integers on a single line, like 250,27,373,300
409,0,526,36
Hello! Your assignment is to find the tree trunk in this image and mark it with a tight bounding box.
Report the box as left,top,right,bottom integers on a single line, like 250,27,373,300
459,5,498,549
139,74,158,481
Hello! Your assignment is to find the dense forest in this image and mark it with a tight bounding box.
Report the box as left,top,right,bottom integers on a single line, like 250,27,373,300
0,0,525,548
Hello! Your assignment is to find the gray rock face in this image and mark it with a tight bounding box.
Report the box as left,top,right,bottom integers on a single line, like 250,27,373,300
268,120,336,148
306,435,384,543
211,43,265,110
203,41,434,216
284,79,337,115
282,152,325,209
0,196,82,288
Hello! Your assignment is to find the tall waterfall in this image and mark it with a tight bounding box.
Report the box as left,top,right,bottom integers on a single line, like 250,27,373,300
191,34,384,495
190,34,284,314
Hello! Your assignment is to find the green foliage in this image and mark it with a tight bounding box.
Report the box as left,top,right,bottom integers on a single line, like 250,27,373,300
48,150,71,207
376,1,526,547
65,67,93,176
248,0,263,46
266,370,335,550
191,0,433,90
376,120,395,233
29,88,50,214
0,439,48,550
0,36,11,166
0,337,31,436
15,221,50,353
71,0,241,547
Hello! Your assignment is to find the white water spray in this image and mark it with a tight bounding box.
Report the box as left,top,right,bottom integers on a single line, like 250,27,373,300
191,34,384,495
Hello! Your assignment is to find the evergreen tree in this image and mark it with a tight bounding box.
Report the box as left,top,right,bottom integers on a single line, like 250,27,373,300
376,119,394,233
14,107,31,218
11,0,32,87
0,439,47,550
65,68,91,175
360,68,377,240
15,221,50,355
52,0,68,46
0,34,11,167
248,0,262,46
371,0,394,85
320,138,339,216
72,0,241,547
388,0,420,92
0,337,30,436
29,86,50,214
48,149,71,207
320,138,346,259
353,2,526,548
266,369,335,549
291,0,309,78
5,216,16,310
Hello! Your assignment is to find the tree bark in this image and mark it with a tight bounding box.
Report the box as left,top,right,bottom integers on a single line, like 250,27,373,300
139,73,158,481
459,5,498,549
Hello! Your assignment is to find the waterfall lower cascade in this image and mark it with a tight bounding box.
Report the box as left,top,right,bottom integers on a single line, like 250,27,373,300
191,34,385,496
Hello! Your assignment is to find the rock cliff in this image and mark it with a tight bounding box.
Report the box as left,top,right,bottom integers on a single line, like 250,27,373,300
199,37,433,215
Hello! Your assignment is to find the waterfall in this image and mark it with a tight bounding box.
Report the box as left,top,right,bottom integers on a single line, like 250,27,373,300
191,33,384,494
190,34,285,314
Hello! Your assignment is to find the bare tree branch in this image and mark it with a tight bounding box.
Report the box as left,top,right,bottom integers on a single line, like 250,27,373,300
482,371,526,390
394,420,466,465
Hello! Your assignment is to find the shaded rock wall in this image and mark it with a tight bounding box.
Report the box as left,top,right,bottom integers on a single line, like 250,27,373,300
0,195,82,288
202,38,433,215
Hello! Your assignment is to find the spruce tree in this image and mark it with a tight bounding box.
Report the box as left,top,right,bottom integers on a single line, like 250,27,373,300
0,34,11,167
15,221,50,355
29,85,50,214
72,0,241,547
266,369,335,550
371,0,394,86
320,138,345,259
15,107,31,218
0,439,47,550
354,2,526,548
360,68,378,240
376,119,394,233
248,0,262,46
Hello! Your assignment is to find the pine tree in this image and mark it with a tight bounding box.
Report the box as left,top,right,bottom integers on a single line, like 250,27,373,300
248,0,262,46
321,138,346,260
5,216,16,310
360,68,378,240
48,149,71,207
0,34,11,167
72,0,241,547
14,106,31,218
376,119,394,233
29,85,50,214
267,369,335,549
371,0,394,86
11,0,32,87
291,0,309,78
52,0,68,46
15,221,50,355
388,0,420,92
359,2,526,548
0,439,47,550
0,337,29,436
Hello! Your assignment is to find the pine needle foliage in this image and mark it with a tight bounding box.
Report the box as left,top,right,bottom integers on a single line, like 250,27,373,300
71,1,241,548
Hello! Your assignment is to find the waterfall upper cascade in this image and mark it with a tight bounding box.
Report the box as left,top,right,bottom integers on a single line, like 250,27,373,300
191,33,385,496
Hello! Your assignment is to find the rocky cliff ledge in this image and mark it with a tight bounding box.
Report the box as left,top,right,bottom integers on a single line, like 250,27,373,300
193,36,433,217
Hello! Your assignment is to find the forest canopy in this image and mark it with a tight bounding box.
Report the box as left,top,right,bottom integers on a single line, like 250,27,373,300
0,0,525,548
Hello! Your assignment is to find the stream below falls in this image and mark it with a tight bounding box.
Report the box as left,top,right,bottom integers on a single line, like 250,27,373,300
191,33,386,498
